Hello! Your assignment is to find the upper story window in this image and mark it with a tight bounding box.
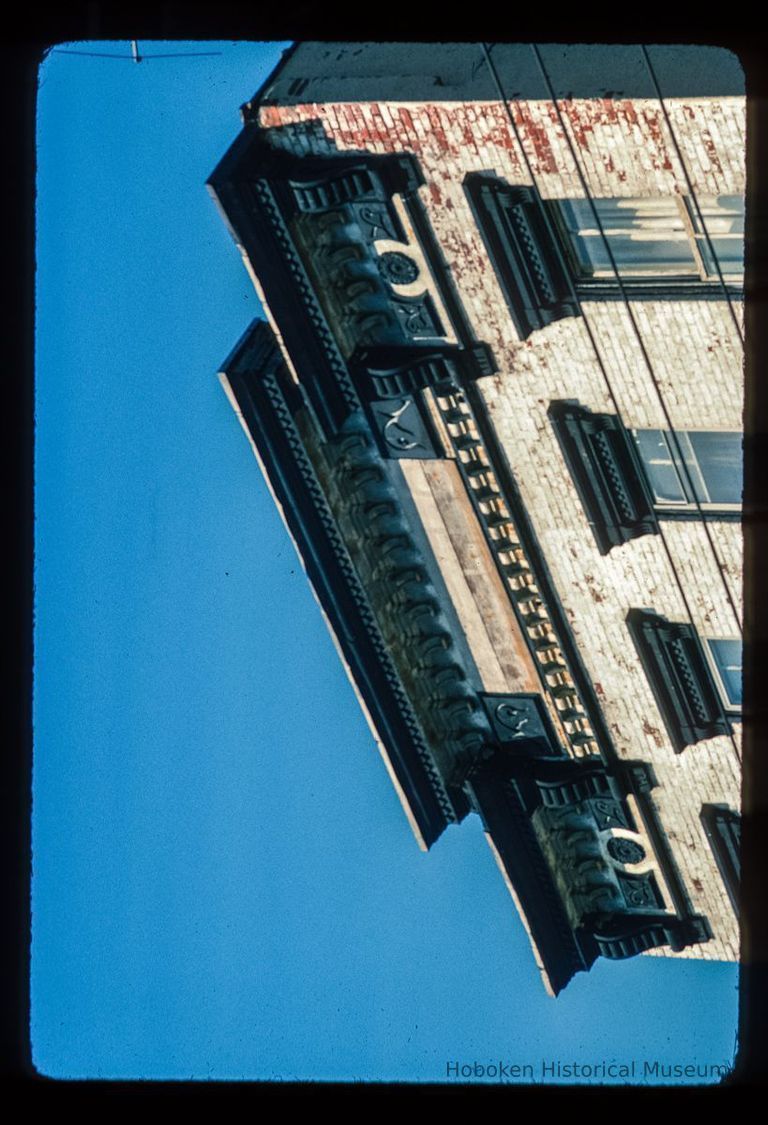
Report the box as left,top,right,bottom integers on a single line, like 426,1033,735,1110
688,197,745,279
548,402,742,555
700,805,740,914
626,609,738,752
706,639,743,711
631,429,743,513
550,195,744,286
547,401,654,554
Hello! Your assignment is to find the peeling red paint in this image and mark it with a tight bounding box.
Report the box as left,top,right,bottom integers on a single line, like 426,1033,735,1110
565,104,595,152
258,106,281,128
635,107,676,172
620,101,639,126
484,107,517,153
701,131,724,175
602,98,620,125
424,105,455,155
642,719,664,748
514,105,558,175
398,107,414,131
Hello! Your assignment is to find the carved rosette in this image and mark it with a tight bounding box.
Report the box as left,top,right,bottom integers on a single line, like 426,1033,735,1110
378,250,420,287
287,159,449,360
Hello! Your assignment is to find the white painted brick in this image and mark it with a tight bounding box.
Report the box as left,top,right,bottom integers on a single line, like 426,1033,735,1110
259,87,744,964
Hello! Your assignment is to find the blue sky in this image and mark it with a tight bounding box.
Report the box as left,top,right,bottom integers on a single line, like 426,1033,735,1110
32,40,739,1084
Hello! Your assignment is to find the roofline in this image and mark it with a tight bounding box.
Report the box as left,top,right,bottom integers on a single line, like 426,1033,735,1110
241,40,299,120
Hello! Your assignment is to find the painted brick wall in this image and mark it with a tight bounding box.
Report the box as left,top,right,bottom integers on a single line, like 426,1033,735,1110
256,89,744,960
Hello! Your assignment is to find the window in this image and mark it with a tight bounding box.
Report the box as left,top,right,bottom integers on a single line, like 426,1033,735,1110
626,609,734,752
689,197,745,279
705,639,742,710
631,429,742,514
549,404,741,555
700,805,740,914
550,195,744,287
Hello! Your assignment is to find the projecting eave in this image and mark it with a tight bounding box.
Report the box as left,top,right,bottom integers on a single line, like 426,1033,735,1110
242,41,744,108
206,120,263,196
240,42,301,120
220,365,431,854
467,767,593,995
218,318,467,851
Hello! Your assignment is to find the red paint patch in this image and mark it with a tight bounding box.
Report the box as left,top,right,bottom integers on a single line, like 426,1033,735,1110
566,105,594,152
640,107,675,172
516,106,558,174
602,98,620,125
424,105,453,153
702,131,724,175
258,106,281,128
642,719,664,748
398,107,414,131
619,102,639,126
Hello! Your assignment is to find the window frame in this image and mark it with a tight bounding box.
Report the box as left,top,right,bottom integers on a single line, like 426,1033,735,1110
630,427,743,519
703,638,743,714
700,804,740,914
682,195,745,283
546,194,744,293
626,608,736,753
547,401,656,554
548,403,743,557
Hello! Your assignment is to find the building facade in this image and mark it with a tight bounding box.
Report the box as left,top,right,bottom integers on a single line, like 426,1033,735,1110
208,43,744,994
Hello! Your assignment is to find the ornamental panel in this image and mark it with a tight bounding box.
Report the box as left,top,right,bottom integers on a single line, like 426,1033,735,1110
548,401,656,553
464,173,580,340
626,609,732,752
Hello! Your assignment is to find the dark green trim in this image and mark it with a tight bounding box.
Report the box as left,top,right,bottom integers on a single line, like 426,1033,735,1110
211,135,719,988
577,279,744,303
221,320,467,845
548,400,656,554
464,173,579,340
626,609,734,752
701,804,741,914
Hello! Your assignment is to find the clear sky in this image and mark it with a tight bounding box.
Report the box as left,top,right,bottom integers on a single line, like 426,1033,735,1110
33,39,739,1084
